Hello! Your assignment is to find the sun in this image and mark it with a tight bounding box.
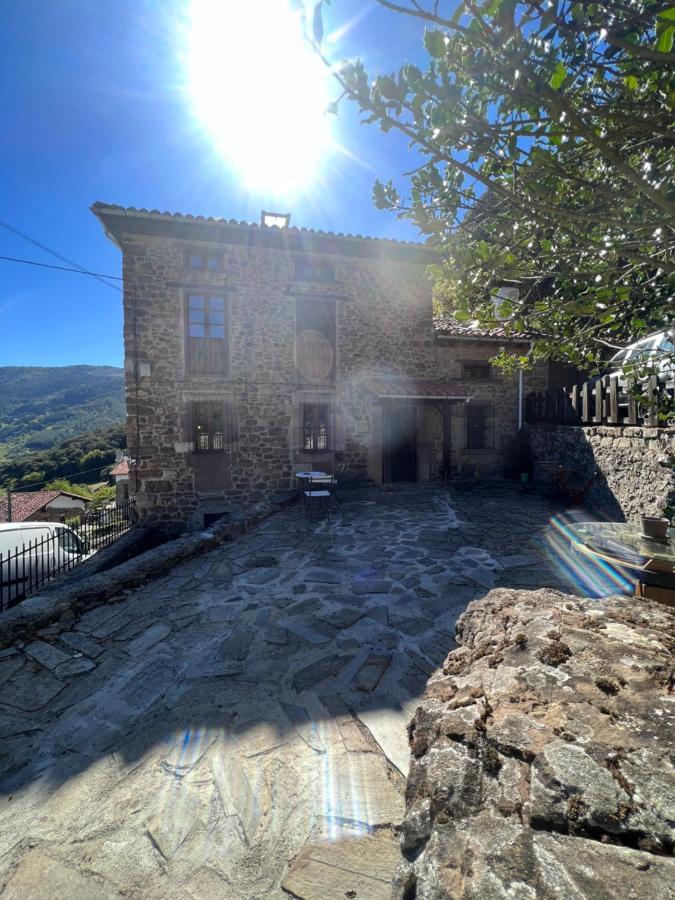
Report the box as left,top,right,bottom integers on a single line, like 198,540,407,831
184,0,333,196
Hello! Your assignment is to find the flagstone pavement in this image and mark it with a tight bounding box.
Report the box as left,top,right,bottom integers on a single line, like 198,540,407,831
0,483,572,899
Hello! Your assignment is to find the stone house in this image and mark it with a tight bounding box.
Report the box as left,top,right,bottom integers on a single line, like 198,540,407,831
109,457,131,505
0,490,89,524
92,203,545,530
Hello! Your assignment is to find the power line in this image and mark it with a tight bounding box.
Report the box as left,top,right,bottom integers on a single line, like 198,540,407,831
0,218,122,292
6,464,118,492
0,254,122,289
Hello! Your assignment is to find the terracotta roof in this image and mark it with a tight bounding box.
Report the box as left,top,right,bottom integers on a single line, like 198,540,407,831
110,459,130,476
91,202,433,252
434,316,530,342
0,490,88,523
365,377,467,399
91,200,436,264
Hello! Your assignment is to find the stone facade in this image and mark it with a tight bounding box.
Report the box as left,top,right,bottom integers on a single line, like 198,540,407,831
93,204,541,529
528,423,675,521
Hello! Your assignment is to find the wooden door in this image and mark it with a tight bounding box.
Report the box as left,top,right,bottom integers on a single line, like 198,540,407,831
389,404,417,482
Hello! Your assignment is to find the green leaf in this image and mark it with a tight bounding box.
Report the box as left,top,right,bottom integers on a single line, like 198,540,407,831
375,76,399,100
656,25,674,54
541,239,552,252
624,74,639,91
657,7,675,23
476,240,491,260
450,3,465,25
424,29,446,58
550,62,567,90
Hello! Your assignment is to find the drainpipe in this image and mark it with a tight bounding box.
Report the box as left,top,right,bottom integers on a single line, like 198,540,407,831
518,369,524,431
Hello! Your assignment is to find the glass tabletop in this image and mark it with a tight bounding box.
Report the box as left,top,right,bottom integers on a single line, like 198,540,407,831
567,521,675,571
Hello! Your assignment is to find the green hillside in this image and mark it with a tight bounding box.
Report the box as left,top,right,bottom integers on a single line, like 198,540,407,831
0,365,125,461
0,423,127,490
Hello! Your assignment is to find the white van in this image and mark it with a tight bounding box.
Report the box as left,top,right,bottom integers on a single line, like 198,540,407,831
0,522,90,608
607,329,674,386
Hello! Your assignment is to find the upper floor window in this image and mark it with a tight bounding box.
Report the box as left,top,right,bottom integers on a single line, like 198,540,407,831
462,360,492,380
294,256,335,283
186,251,222,271
465,404,494,450
186,294,228,374
296,298,336,382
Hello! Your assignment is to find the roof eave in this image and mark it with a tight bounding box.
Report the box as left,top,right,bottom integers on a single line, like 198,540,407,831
435,332,531,344
90,202,437,263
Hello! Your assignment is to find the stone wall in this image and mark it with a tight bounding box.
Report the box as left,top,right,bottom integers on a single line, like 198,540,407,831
528,423,675,521
395,587,675,899
95,206,544,528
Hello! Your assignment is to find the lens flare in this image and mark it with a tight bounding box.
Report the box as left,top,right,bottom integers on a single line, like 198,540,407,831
538,513,633,598
184,0,333,196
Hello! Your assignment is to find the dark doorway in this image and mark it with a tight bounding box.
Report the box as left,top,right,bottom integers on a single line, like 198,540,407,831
389,403,417,481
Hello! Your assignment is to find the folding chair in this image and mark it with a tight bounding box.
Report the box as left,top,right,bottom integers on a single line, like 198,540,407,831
303,475,333,516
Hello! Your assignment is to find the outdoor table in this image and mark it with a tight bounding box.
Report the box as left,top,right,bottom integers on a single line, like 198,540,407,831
295,471,329,494
566,521,675,606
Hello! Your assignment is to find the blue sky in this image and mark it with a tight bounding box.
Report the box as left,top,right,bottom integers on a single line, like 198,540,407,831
0,1,430,367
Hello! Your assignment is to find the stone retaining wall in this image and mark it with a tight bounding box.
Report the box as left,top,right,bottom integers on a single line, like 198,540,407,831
0,493,295,647
527,423,675,521
395,587,674,899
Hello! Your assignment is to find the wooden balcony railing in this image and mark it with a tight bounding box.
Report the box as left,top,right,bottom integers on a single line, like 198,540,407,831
525,375,675,428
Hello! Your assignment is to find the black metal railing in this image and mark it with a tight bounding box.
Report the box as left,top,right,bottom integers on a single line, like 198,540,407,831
0,498,136,611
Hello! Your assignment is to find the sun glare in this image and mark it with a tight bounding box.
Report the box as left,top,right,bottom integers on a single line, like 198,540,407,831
184,0,333,196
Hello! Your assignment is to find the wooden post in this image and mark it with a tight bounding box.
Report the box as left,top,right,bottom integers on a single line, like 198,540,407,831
442,402,452,481
593,378,603,423
607,376,619,424
626,379,637,425
571,384,579,419
581,382,590,423
645,375,659,427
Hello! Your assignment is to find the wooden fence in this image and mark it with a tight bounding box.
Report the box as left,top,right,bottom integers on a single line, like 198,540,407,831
525,375,675,428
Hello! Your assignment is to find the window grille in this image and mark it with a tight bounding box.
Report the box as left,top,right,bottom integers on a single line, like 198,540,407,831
193,401,235,453
462,360,492,380
301,403,334,452
465,404,495,450
186,294,228,374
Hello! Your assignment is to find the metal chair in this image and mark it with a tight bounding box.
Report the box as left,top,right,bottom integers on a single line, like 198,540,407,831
303,475,333,516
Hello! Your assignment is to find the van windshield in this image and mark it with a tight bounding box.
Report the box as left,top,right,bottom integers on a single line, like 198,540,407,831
56,528,85,555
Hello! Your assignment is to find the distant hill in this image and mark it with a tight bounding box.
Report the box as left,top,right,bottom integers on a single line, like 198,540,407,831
0,365,125,461
0,424,127,490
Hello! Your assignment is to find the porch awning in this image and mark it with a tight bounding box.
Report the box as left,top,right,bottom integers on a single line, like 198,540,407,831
365,377,468,400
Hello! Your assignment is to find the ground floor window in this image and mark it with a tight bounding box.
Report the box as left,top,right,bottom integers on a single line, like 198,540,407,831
465,404,494,450
301,403,333,451
193,401,234,452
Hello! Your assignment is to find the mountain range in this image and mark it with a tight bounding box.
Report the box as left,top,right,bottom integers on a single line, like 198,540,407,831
0,365,125,461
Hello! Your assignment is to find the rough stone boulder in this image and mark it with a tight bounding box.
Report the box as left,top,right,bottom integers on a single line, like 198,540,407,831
394,588,674,899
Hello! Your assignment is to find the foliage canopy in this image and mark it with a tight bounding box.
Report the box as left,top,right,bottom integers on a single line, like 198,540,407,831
318,0,675,371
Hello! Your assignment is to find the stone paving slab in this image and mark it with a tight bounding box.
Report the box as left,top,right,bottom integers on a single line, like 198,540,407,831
0,484,569,898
